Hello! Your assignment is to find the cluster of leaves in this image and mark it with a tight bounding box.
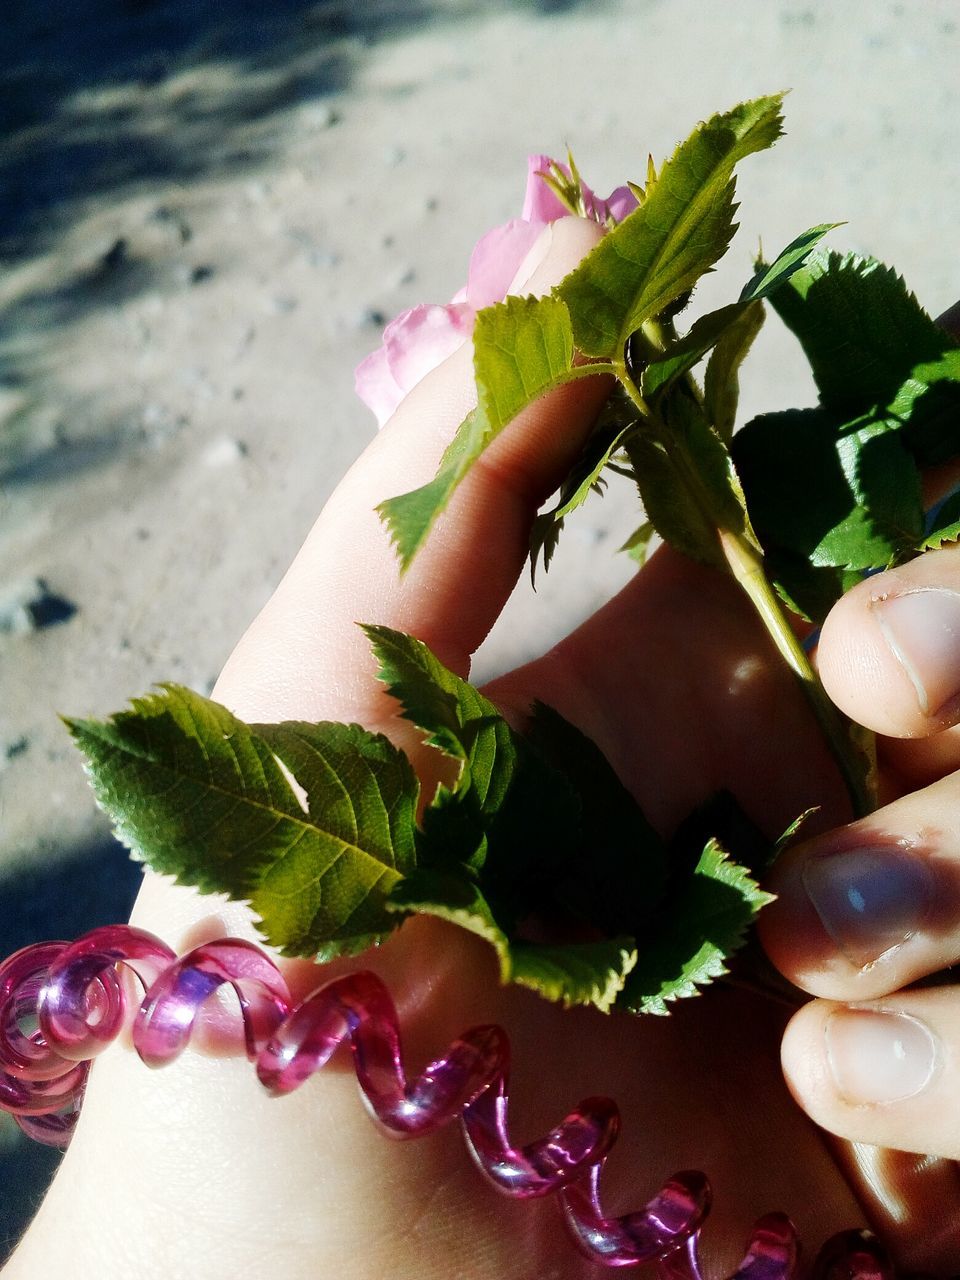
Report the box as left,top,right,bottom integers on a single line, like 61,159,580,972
68,626,772,1015
734,254,960,619
379,93,960,626
68,93,960,1019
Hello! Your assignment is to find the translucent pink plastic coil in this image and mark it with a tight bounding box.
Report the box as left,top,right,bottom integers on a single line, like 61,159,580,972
0,925,895,1278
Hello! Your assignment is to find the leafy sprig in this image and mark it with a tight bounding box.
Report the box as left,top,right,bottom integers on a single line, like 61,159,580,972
66,95,960,1019
379,93,960,817
68,628,770,1013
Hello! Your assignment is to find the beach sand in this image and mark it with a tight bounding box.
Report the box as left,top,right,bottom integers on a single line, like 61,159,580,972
2,0,958,1257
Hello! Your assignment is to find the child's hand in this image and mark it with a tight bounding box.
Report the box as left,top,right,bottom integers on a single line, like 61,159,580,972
7,221,959,1280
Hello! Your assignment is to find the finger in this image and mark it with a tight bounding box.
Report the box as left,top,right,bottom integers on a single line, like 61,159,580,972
825,1140,960,1275
759,771,960,1001
215,216,610,725
817,544,960,742
132,219,609,998
781,987,960,1163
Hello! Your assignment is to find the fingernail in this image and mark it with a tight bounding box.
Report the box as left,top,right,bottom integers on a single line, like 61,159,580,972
872,588,960,717
825,1008,938,1104
507,223,555,294
802,847,933,969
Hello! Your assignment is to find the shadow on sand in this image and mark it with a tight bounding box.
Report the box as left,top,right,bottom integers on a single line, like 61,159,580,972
1,0,605,260
0,0,609,475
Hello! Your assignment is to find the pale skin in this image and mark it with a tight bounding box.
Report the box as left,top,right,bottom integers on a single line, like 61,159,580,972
7,219,960,1278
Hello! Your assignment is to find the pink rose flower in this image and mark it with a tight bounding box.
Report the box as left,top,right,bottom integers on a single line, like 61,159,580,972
355,156,637,428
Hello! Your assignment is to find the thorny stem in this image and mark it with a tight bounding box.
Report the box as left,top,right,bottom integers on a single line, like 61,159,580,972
616,353,875,822
719,530,875,820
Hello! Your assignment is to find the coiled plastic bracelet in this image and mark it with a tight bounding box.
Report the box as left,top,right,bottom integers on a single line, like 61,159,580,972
0,924,892,1278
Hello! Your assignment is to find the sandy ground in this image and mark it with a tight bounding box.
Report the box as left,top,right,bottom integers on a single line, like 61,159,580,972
2,0,959,1258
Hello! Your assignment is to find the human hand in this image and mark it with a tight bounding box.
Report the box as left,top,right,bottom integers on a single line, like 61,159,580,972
6,220,959,1279
759,540,960,1257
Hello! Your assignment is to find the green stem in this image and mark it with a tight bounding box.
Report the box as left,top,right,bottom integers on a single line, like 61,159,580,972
616,354,874,820
639,319,704,407
719,530,874,819
616,355,653,415
640,317,671,351
565,361,621,382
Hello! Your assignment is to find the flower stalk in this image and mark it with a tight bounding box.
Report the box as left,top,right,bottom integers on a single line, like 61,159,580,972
616,351,877,823
718,529,876,819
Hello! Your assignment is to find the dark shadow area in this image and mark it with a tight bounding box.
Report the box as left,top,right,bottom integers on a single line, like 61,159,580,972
0,835,143,1263
0,427,132,486
0,378,168,486
1,239,163,340
1,0,608,261
0,235,165,470
3,0,371,259
0,834,141,959
0,0,610,476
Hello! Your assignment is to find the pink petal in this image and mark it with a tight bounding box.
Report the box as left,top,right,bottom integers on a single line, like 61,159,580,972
385,302,474,390
525,153,603,222
355,152,639,429
465,219,546,309
604,184,639,224
522,154,639,228
521,154,570,222
354,344,405,429
355,304,474,428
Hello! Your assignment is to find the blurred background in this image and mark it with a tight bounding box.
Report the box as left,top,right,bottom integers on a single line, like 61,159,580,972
1,0,958,1257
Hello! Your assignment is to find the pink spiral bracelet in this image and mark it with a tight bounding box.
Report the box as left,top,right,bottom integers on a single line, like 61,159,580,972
0,924,892,1278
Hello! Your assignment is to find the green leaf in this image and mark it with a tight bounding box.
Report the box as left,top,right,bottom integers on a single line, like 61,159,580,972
891,350,960,468
921,490,960,550
363,624,503,768
620,519,656,565
361,628,664,953
667,789,772,881
363,641,665,1002
733,407,924,616
639,225,835,402
704,300,765,441
374,443,472,576
660,383,750,537
769,250,957,412
739,224,844,301
528,511,565,584
556,94,785,358
529,423,631,581
769,807,818,869
474,293,576,425
387,870,637,1012
619,839,774,1016
524,701,668,933
510,938,638,1013
529,383,641,580
625,433,722,566
641,302,747,400
361,630,606,914
625,392,747,565
387,868,504,950
362,624,518,870
65,687,419,957
378,294,579,569
768,251,960,474
762,554,863,626
468,697,670,948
